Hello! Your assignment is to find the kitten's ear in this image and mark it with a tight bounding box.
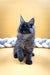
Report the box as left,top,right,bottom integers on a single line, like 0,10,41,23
28,18,35,26
20,15,24,24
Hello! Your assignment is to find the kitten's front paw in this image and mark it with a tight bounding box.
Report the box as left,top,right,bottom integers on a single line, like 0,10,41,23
19,56,24,62
26,60,32,65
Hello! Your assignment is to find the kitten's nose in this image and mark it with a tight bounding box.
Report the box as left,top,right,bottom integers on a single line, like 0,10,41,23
23,31,25,33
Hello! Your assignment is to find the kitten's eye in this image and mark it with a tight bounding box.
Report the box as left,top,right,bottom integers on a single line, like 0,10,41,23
22,25,25,28
23,25,27,28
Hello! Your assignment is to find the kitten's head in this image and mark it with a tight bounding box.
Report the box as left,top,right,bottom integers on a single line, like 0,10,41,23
18,16,35,34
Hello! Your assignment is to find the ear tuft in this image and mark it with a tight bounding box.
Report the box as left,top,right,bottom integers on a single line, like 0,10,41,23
20,15,24,24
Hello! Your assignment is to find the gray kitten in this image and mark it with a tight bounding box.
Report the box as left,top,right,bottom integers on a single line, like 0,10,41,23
14,16,35,64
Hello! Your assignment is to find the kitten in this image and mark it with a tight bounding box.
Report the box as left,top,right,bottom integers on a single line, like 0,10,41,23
14,16,35,64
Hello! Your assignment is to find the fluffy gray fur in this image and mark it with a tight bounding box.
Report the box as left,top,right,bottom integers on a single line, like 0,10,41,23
14,16,35,64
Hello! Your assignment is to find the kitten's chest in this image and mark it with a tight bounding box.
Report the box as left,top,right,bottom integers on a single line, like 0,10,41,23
18,34,34,49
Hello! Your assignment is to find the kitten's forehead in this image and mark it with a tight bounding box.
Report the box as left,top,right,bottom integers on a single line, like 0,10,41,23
20,22,28,26
24,22,28,26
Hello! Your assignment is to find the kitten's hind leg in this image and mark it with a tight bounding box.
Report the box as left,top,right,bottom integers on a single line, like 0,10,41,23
32,53,35,56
